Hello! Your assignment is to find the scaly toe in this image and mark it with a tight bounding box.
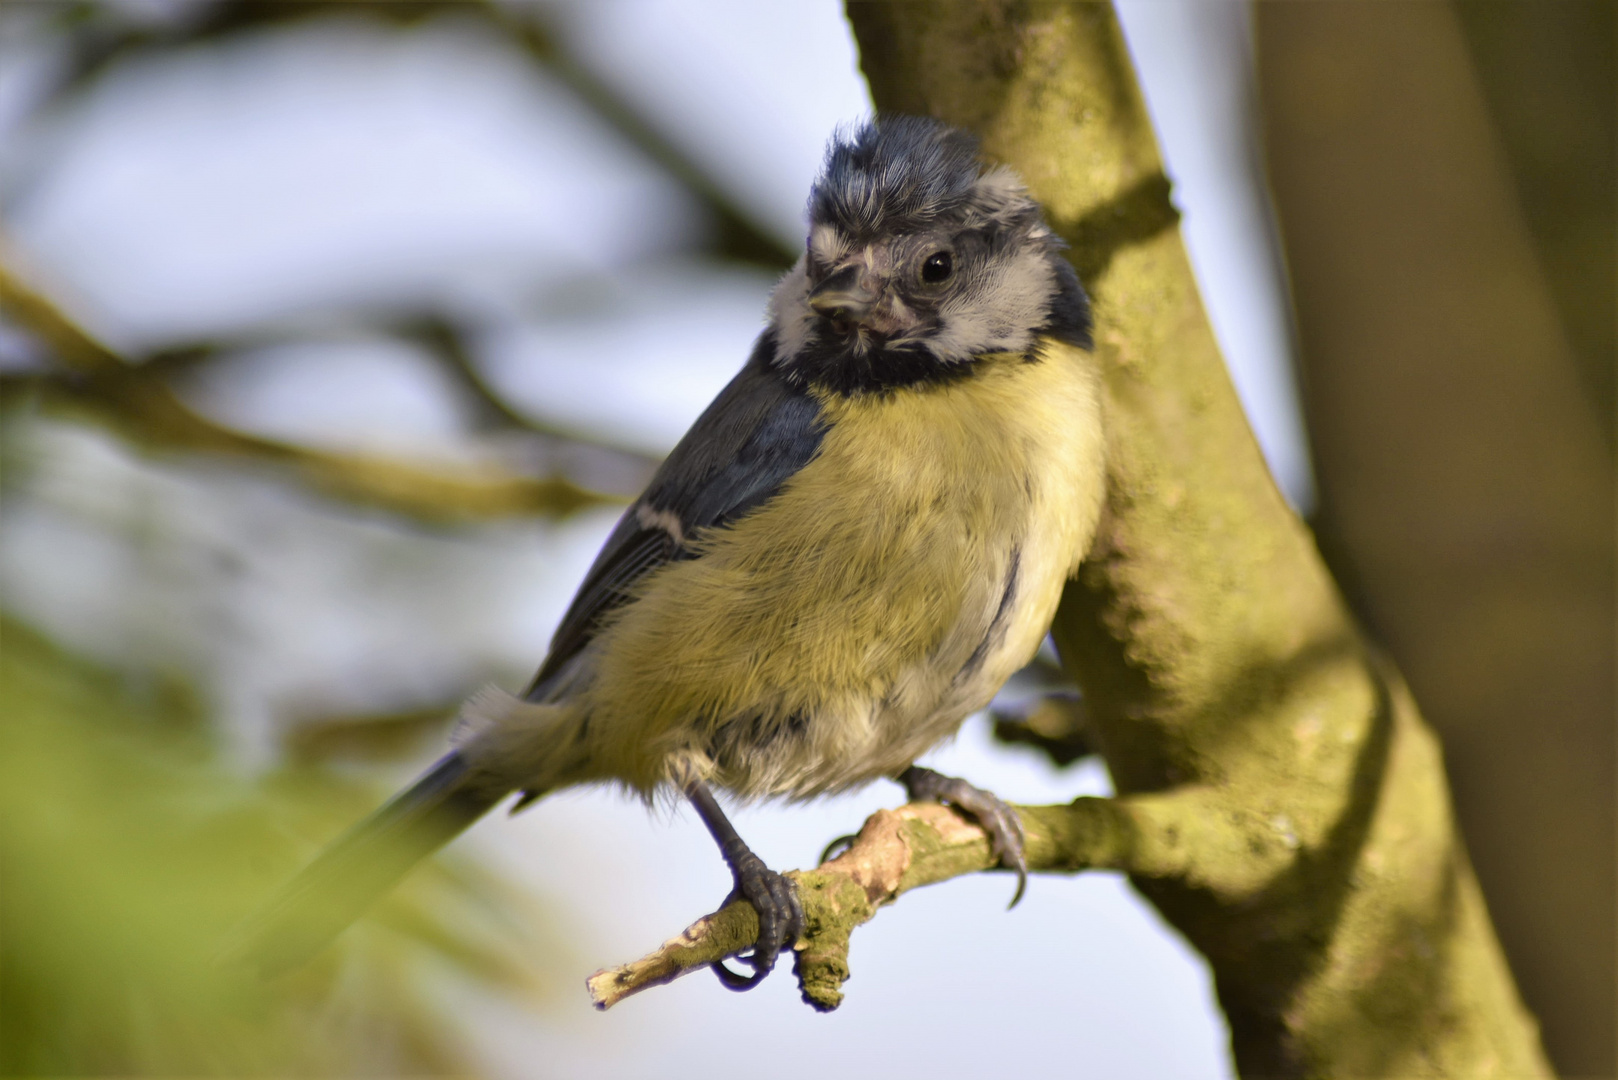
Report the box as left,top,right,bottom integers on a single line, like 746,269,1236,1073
710,854,801,991
899,765,1028,907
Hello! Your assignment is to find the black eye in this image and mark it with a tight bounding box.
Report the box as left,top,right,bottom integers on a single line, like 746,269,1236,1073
921,251,953,284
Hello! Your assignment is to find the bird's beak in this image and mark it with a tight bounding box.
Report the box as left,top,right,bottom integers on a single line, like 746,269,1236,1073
808,265,879,325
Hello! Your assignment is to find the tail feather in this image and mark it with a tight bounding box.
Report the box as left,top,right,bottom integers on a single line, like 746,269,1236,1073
222,751,507,977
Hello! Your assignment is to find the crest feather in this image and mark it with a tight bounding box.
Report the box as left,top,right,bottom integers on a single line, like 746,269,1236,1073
809,117,985,237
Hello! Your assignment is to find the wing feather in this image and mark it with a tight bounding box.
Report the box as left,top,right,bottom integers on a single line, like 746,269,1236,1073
524,333,824,696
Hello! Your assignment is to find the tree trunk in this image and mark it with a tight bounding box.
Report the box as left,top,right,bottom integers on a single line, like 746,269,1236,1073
1254,5,1615,1074
845,3,1550,1076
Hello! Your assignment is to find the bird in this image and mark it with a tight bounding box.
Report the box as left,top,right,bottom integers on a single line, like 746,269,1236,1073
228,115,1106,991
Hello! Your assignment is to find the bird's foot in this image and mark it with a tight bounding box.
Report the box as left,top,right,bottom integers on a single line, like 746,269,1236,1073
711,850,804,990
899,765,1028,907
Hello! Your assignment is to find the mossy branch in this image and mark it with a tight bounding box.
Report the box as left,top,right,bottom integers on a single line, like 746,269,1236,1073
586,798,1138,1012
588,778,1339,1014
0,262,620,523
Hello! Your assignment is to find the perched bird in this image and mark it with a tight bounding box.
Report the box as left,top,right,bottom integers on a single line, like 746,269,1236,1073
231,116,1106,989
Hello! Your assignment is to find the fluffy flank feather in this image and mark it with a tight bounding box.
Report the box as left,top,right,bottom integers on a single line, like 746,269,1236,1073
452,686,594,795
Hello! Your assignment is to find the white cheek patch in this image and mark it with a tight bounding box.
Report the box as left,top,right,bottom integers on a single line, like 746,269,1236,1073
767,258,816,361
970,167,1032,225
928,250,1056,362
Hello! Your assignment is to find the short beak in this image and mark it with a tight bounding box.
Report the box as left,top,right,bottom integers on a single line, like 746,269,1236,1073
808,265,878,324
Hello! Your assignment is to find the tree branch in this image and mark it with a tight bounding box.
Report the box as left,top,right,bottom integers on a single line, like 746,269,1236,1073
393,315,661,471
587,768,1358,1014
0,262,620,523
123,318,664,479
25,0,795,270
587,799,1136,1012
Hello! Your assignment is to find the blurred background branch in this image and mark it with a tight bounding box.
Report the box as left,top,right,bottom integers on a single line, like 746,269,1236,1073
1,261,621,522
23,0,798,271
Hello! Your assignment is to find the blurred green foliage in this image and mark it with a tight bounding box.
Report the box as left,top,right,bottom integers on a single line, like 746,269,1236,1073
0,616,558,1077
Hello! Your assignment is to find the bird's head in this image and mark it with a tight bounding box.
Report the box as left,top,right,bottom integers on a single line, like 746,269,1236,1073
768,116,1091,396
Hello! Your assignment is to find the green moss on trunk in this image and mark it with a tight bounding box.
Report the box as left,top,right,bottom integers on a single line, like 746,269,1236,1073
846,3,1550,1075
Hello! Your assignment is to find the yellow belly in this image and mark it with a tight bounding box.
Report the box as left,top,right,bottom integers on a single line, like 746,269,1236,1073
583,340,1105,797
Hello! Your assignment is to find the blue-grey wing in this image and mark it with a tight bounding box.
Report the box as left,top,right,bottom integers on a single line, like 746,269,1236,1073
524,332,824,696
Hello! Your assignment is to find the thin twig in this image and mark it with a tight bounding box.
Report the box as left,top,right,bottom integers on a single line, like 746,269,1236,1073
395,315,663,469
0,263,618,522
27,0,796,269
587,799,1129,1012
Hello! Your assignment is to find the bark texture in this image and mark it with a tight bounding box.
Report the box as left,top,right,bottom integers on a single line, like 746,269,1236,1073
1255,6,1615,1074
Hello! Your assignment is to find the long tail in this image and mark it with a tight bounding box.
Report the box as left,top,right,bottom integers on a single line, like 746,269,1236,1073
222,751,508,977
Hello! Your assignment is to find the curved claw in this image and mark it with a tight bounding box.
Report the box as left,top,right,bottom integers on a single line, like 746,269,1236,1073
1007,862,1028,910
818,832,859,865
899,765,1028,908
712,853,803,991
710,957,769,991
683,779,804,992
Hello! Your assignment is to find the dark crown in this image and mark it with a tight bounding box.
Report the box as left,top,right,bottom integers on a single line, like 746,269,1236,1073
808,117,985,239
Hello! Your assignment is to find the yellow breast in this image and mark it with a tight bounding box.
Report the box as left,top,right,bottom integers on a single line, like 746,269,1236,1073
584,340,1105,795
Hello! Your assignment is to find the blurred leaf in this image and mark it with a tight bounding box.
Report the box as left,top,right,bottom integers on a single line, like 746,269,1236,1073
0,615,561,1076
